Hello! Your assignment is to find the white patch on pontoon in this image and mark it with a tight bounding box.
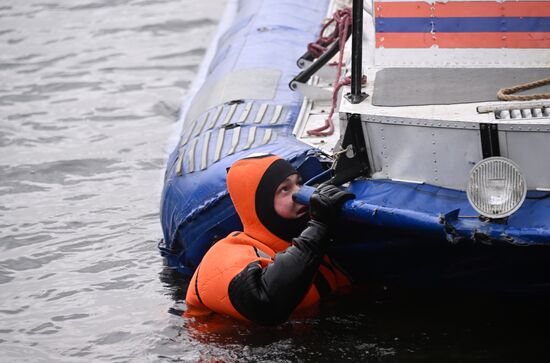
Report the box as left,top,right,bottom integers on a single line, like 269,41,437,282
243,127,257,150
269,105,283,124
238,102,252,123
180,119,197,147
227,127,241,155
175,150,185,176
187,138,199,173
255,104,268,124
222,103,237,125
243,151,270,158
185,68,282,124
194,112,209,137
166,0,239,155
207,106,223,130
261,129,273,145
201,130,212,171
214,128,226,162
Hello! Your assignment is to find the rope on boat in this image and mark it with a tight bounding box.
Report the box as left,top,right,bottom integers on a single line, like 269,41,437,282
307,8,350,58
306,8,366,137
307,8,352,137
308,74,367,137
497,77,550,101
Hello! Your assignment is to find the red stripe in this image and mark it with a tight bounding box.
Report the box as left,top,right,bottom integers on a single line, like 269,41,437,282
375,1,550,18
376,32,550,48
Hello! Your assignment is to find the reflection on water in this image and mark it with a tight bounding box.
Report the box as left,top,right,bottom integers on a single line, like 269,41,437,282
160,269,550,362
1,0,550,361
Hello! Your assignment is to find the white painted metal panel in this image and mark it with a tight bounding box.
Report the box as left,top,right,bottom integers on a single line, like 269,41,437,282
364,116,482,189
502,130,550,189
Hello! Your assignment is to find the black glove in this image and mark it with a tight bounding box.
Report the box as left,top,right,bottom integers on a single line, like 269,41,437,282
310,183,355,225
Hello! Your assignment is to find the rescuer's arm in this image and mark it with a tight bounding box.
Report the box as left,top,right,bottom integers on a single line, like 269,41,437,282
228,184,354,325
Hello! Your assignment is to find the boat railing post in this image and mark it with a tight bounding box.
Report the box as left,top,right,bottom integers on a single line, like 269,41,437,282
345,0,367,104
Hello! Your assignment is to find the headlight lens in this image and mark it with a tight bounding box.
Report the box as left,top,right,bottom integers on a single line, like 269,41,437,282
467,157,527,219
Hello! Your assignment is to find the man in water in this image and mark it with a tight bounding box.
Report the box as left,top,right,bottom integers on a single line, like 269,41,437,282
185,153,354,325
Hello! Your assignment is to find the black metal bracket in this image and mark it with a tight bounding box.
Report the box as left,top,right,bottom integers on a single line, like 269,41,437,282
329,113,371,185
480,123,501,158
289,24,352,89
296,52,315,69
345,91,368,104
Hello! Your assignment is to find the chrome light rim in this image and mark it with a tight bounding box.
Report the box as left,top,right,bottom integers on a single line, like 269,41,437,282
466,157,527,219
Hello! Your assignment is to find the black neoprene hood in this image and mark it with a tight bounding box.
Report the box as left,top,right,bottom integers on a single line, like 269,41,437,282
255,158,309,241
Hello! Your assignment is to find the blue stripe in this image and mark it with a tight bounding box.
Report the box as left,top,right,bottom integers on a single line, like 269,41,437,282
376,17,550,32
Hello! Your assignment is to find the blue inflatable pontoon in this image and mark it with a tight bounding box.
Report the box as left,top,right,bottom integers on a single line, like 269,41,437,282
161,0,550,294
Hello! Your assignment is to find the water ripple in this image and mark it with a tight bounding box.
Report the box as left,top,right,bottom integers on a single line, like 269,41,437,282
0,159,119,190
149,48,205,60
77,259,135,273
68,1,131,11
99,64,198,72
0,233,53,251
0,305,30,315
0,272,15,284
27,81,103,94
46,290,81,302
0,254,63,271
0,94,50,105
0,0,231,361
95,18,216,36
51,313,90,322
28,322,60,335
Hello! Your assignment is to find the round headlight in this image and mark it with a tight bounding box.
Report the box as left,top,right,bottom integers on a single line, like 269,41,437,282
467,157,527,219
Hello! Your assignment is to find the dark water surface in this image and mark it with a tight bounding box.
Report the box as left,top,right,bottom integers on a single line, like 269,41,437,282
2,1,550,362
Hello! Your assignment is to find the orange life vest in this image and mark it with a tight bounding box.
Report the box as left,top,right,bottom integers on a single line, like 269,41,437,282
185,154,349,323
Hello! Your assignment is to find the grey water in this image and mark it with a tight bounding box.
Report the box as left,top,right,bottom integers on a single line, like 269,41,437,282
1,0,550,362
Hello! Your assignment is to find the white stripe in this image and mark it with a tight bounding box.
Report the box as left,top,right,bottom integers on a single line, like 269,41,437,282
194,112,209,137
200,131,212,170
269,105,283,124
207,106,223,130
181,119,197,146
227,127,241,155
261,129,273,145
214,128,226,162
255,104,268,124
222,103,237,125
238,102,253,123
175,150,185,176
243,127,257,150
187,138,199,173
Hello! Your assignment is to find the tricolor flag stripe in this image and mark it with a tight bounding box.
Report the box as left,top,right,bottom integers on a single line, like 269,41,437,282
376,32,550,48
374,1,550,48
376,17,550,33
375,1,550,18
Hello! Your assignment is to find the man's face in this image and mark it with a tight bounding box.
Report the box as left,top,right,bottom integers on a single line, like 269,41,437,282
273,174,308,219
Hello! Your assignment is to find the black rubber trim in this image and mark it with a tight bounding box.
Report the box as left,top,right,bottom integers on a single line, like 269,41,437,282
480,123,501,158
194,265,204,305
